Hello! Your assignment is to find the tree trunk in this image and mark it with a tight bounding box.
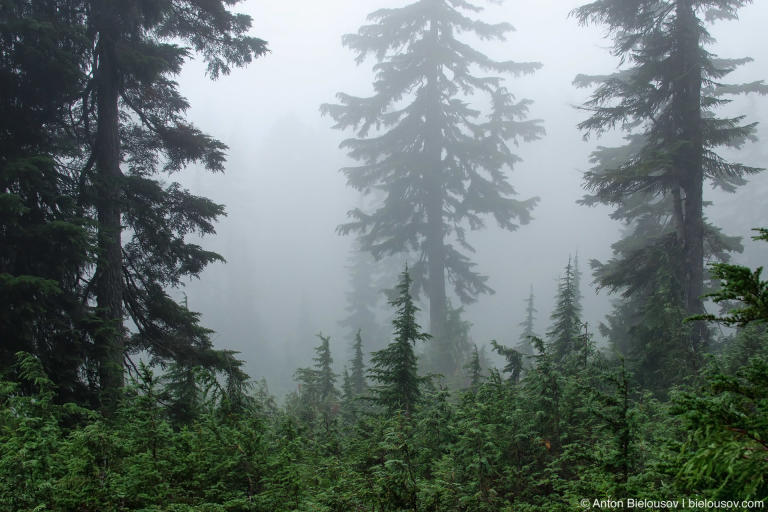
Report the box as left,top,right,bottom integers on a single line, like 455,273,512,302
675,0,707,353
424,18,446,342
94,13,124,409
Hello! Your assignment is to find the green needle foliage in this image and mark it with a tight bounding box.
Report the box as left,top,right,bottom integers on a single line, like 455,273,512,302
322,0,544,365
369,267,431,415
693,228,768,326
574,0,766,391
0,0,268,408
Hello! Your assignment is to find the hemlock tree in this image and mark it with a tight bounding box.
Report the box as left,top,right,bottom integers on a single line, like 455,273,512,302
322,0,544,364
369,267,430,414
77,0,267,407
573,0,767,372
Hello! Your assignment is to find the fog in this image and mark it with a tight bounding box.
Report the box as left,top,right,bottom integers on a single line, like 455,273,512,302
168,0,768,394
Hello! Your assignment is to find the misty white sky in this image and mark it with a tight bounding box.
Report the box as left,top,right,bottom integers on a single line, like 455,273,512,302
171,0,768,393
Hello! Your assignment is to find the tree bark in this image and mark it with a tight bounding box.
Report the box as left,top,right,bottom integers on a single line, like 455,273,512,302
675,0,707,352
424,17,447,343
93,8,124,409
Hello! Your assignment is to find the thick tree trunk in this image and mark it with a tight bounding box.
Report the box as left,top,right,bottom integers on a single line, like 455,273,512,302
424,18,447,343
94,20,124,408
425,194,446,340
675,0,707,353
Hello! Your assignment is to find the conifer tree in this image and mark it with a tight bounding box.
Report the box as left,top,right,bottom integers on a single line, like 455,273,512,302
0,0,94,401
313,334,339,404
8,0,268,408
573,0,767,363
465,344,483,389
693,228,768,326
161,362,202,426
490,340,523,385
547,257,583,363
517,285,538,356
350,329,368,396
322,0,543,347
369,267,431,414
89,0,266,407
341,368,354,402
296,333,340,406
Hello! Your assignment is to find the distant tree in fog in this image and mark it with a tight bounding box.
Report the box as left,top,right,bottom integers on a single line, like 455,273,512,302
322,0,543,376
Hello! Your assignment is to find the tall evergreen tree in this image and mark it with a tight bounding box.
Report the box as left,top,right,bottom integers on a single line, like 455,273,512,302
369,267,431,414
3,0,268,407
465,344,482,389
350,329,368,396
517,285,537,356
322,0,543,349
70,0,266,407
83,0,266,408
573,0,767,366
547,257,583,364
0,0,93,400
313,334,339,404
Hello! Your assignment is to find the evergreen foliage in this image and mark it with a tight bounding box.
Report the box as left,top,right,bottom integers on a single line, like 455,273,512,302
322,0,544,364
518,285,538,356
465,344,483,390
0,0,268,409
2,253,766,510
4,1,768,510
350,329,368,397
369,267,431,415
490,339,523,384
0,0,93,403
693,228,768,326
547,256,584,364
293,333,340,424
574,0,766,389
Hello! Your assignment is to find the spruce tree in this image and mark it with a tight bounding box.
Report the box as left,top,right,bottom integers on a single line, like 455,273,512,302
369,267,431,414
547,257,583,364
517,285,538,356
322,0,543,350
313,334,339,404
465,344,483,389
573,0,766,366
350,329,368,396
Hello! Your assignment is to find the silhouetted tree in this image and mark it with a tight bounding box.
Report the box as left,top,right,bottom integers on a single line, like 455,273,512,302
323,0,543,349
574,0,766,373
